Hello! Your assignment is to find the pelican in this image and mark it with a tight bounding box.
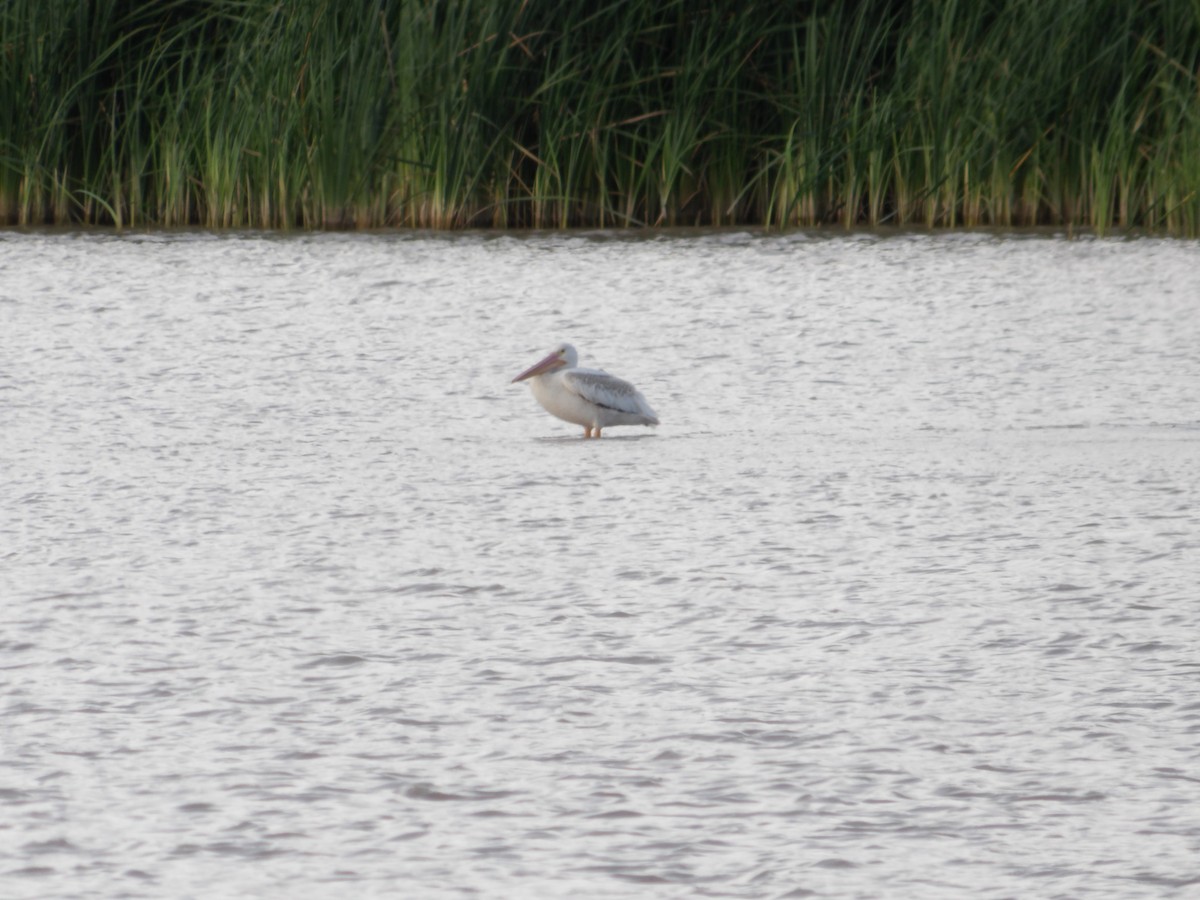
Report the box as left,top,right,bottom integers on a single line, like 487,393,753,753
511,343,659,438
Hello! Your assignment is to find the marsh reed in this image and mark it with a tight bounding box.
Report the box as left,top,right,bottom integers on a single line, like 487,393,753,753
2,0,1198,232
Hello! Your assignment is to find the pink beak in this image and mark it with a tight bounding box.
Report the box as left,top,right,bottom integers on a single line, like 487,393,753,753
511,352,565,383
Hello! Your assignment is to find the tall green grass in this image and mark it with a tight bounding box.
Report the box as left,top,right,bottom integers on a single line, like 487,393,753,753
2,0,1198,232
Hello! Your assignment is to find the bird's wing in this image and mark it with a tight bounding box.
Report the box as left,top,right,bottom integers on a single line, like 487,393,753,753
562,367,659,423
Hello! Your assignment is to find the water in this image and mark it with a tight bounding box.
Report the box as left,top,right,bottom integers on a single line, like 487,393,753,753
2,229,1199,899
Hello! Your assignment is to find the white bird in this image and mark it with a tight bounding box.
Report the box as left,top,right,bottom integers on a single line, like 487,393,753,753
511,342,659,438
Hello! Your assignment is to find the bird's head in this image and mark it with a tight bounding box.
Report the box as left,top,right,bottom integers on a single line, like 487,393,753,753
511,342,577,382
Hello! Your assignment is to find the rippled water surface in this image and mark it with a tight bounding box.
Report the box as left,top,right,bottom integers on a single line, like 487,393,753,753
3,229,1199,898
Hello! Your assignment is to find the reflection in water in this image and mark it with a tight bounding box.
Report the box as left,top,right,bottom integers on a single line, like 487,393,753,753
2,229,1199,899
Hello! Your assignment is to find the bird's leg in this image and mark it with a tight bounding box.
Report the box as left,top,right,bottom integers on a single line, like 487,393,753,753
593,427,602,438
582,426,593,438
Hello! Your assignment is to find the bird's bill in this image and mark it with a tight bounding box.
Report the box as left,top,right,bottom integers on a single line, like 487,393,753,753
511,352,565,383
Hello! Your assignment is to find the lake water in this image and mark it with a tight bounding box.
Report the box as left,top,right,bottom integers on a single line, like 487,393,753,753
2,228,1199,899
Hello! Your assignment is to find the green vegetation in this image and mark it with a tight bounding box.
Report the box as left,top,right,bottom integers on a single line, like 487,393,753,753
2,0,1198,232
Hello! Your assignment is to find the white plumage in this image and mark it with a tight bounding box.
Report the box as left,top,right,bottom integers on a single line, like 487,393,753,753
511,343,659,438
